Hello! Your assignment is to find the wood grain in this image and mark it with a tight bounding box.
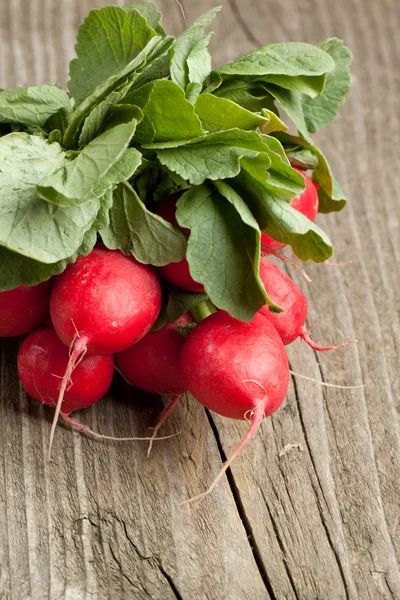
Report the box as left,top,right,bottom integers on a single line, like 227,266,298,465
0,0,399,598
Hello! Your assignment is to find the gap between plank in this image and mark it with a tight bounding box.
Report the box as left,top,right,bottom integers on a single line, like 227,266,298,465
205,408,277,600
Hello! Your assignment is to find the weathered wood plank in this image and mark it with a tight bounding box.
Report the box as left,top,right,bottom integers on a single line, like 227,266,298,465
0,0,399,599
199,0,400,598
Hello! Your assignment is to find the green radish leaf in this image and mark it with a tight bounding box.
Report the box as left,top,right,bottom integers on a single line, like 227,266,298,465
103,105,143,132
133,79,204,143
302,39,352,133
0,133,99,263
214,42,335,78
74,35,174,147
170,7,221,90
186,82,203,104
37,121,137,207
0,85,71,131
266,84,311,141
186,33,214,90
260,109,288,134
317,175,346,214
156,140,258,185
258,73,326,98
126,35,175,94
123,1,166,35
64,35,161,148
195,94,270,132
77,77,136,147
48,130,62,144
68,6,157,104
0,188,113,291
166,288,209,323
286,144,347,212
285,146,320,169
148,129,272,185
93,147,142,198
231,169,332,262
211,79,277,112
176,183,276,321
241,152,305,198
0,230,96,292
100,182,187,266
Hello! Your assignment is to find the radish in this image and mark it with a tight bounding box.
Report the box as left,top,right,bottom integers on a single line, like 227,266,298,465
258,257,356,350
18,327,114,416
156,195,205,293
181,311,289,503
48,248,162,454
116,313,192,454
262,168,319,251
0,281,53,337
18,327,176,445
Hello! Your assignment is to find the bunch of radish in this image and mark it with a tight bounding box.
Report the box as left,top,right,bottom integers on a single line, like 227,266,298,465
0,1,355,503
1,169,356,504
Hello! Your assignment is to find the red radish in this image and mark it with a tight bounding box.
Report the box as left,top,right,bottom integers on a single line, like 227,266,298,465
51,248,161,356
0,281,52,337
48,248,162,454
18,327,114,414
116,313,192,454
156,195,205,293
258,257,356,350
160,260,205,293
18,327,176,444
180,311,289,503
262,168,319,251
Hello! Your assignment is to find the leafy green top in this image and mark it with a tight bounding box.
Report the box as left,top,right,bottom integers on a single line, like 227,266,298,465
0,2,352,321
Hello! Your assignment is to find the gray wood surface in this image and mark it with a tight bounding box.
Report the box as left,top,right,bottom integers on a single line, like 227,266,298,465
1,0,399,598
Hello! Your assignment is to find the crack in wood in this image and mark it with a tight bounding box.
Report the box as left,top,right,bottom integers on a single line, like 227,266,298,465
260,489,300,600
289,369,351,600
205,409,276,600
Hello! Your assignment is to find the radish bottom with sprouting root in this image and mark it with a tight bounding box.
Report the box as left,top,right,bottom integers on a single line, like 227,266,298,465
47,248,162,455
18,327,178,451
258,257,357,350
180,311,289,503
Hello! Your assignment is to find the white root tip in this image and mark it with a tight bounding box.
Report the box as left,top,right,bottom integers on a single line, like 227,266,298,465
289,370,366,389
48,336,88,461
60,413,182,443
147,395,181,458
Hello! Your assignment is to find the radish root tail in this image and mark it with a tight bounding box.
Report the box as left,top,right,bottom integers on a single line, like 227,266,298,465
48,335,88,460
179,401,265,507
325,260,352,267
300,327,357,352
289,370,365,389
60,413,181,442
262,247,311,283
147,395,181,458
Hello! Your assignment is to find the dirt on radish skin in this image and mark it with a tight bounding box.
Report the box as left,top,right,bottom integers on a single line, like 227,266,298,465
262,168,319,251
0,280,53,337
180,311,289,503
258,257,356,351
156,195,205,293
18,327,114,414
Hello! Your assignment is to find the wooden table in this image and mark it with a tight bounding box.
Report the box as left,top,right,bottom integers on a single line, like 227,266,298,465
1,0,399,598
